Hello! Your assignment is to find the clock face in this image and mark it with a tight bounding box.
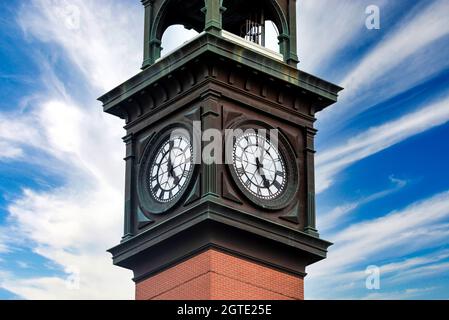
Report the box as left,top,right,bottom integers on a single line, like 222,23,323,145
232,132,287,200
149,135,193,203
229,127,299,210
138,128,196,215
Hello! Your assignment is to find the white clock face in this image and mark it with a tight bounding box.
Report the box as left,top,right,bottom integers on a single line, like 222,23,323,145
233,132,286,200
149,135,193,203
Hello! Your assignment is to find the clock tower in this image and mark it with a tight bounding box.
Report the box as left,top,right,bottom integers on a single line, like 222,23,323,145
100,0,342,300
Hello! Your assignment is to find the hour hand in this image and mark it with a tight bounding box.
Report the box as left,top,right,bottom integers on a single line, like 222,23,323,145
172,167,181,185
256,158,270,188
260,171,270,188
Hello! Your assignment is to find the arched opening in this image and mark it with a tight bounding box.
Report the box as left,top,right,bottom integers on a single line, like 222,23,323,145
222,0,287,53
160,25,200,58
265,20,280,53
154,0,205,41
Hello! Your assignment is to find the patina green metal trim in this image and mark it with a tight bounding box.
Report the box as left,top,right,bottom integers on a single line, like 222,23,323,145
202,0,225,34
99,32,342,115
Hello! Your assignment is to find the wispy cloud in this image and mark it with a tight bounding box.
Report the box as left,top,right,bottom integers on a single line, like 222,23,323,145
0,238,9,254
308,190,449,299
0,0,142,299
388,259,449,285
18,0,142,92
298,0,389,74
0,141,23,160
318,176,407,232
361,287,439,300
342,0,449,92
316,95,449,193
319,0,449,125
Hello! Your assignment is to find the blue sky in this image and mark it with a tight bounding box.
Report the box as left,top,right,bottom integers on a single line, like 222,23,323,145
1,0,449,300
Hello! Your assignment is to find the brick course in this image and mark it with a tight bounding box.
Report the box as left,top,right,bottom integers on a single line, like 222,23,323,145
136,249,304,300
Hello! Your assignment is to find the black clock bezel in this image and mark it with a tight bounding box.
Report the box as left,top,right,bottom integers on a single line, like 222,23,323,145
137,124,197,215
227,121,299,211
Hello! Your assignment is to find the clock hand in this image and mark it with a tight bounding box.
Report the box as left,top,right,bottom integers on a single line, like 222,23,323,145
167,141,175,178
260,171,270,188
172,166,181,185
256,157,270,188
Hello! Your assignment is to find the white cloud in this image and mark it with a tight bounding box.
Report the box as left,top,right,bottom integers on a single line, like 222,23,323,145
1,184,133,300
0,111,41,161
0,96,135,299
18,0,143,92
316,95,449,193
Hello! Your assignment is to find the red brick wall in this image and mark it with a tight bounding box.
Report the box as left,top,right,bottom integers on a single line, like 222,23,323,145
136,249,304,300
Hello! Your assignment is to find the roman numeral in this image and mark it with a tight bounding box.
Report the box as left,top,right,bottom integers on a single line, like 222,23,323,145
276,171,285,178
263,180,270,188
273,180,282,190
236,167,245,176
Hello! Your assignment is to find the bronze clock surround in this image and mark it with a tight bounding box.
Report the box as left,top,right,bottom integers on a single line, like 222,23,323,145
227,121,299,211
137,124,197,215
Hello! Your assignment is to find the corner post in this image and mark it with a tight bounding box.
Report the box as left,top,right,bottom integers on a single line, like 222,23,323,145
278,33,289,63
122,133,136,242
199,90,222,198
304,127,319,237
